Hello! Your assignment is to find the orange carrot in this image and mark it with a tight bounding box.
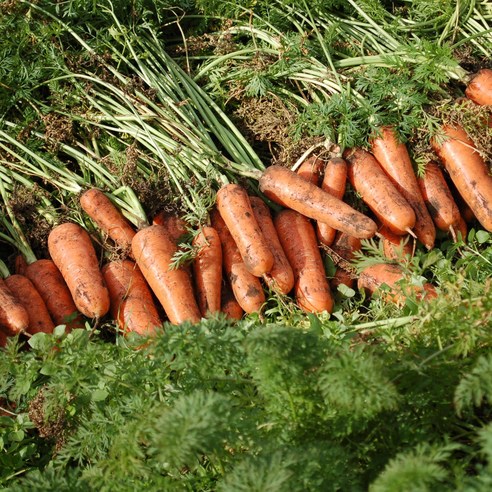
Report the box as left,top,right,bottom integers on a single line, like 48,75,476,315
316,157,348,247
249,196,295,295
358,263,437,305
102,260,161,336
80,189,136,254
132,224,201,325
152,211,189,244
192,226,223,316
431,124,492,231
259,165,377,239
211,209,265,314
275,209,334,313
345,148,416,235
295,155,324,184
216,184,274,277
378,226,414,261
453,215,468,243
0,278,29,335
24,259,84,330
465,69,492,105
417,160,461,234
14,255,28,275
48,222,110,319
328,231,360,291
4,275,55,335
220,278,244,321
371,127,436,249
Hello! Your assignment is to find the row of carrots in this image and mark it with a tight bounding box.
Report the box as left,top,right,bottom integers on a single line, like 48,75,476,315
0,70,491,344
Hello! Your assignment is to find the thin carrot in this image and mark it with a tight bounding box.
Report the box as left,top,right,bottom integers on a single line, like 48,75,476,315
24,259,84,330
192,226,223,316
48,222,110,319
211,209,265,314
5,274,55,335
249,196,295,295
216,184,274,277
371,127,436,249
275,209,334,314
80,188,136,254
377,226,414,262
345,148,416,236
328,231,360,291
453,215,468,243
0,278,29,335
316,157,348,247
431,124,492,232
220,278,244,321
295,155,324,184
259,165,377,239
465,69,492,105
102,260,162,336
132,224,201,325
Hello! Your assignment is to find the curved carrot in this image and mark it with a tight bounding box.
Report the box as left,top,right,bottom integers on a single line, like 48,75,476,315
211,209,265,314
377,226,414,261
328,231,360,291
417,160,461,233
192,226,223,316
259,165,377,239
80,189,136,254
102,260,161,336
431,124,492,232
371,127,435,249
345,148,416,236
465,69,492,105
132,225,201,325
316,157,348,247
48,222,110,319
296,155,324,184
249,196,294,295
5,274,55,335
0,279,29,335
221,279,244,321
216,184,274,277
24,259,84,330
275,209,334,314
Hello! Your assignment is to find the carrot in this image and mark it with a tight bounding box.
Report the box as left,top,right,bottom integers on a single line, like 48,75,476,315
216,183,274,277
0,329,7,348
431,124,492,232
24,259,84,329
48,222,110,319
417,160,461,234
275,209,334,313
220,278,244,321
192,226,223,316
211,209,265,314
465,69,492,105
328,231,360,291
4,275,55,335
377,226,414,261
102,260,161,336
80,189,136,254
249,196,295,295
345,148,416,236
453,215,468,243
358,263,437,305
14,255,28,275
152,211,189,244
0,278,29,335
259,165,377,239
132,224,201,325
371,127,436,249
316,157,348,247
295,155,324,184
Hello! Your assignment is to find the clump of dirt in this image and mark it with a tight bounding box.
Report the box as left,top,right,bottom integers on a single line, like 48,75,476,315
41,113,74,151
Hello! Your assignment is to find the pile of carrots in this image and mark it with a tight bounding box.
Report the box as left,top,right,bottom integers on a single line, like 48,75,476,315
0,70,491,344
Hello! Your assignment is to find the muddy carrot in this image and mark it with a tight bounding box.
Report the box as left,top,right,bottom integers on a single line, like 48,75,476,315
465,69,492,105
295,155,324,184
0,279,29,335
328,231,361,291
220,278,244,321
377,226,414,261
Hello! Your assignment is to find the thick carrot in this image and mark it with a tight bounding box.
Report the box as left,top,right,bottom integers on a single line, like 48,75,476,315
316,157,348,247
371,127,436,249
259,165,377,239
249,196,295,295
102,260,161,336
275,209,334,313
24,259,84,329
465,69,492,105
328,231,360,291
216,184,274,277
0,279,29,335
192,226,223,316
345,148,416,235
296,155,324,184
211,209,265,314
431,124,492,231
378,226,414,261
48,222,110,319
152,211,189,244
358,263,437,305
132,225,201,325
417,160,461,234
5,274,55,335
221,278,244,321
80,189,136,254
